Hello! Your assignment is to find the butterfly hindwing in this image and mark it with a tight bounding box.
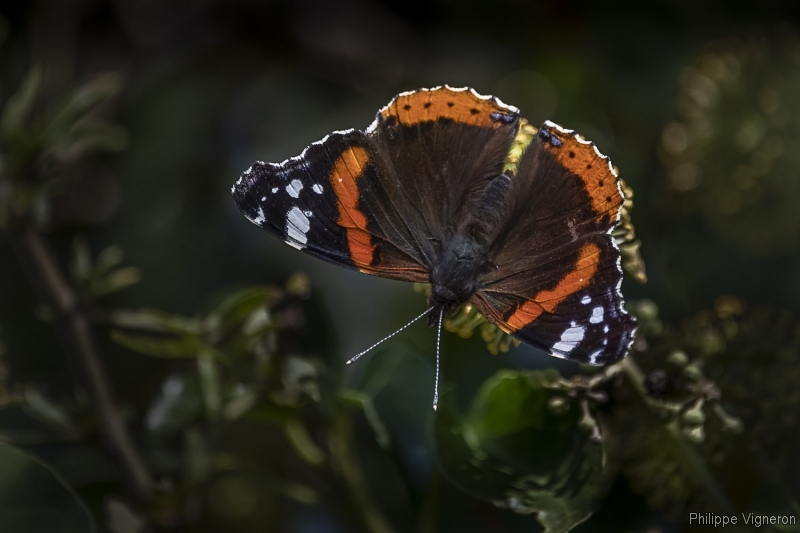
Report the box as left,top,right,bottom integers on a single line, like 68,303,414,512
472,121,636,365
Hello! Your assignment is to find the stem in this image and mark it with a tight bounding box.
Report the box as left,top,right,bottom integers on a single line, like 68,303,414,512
6,224,154,502
330,407,395,533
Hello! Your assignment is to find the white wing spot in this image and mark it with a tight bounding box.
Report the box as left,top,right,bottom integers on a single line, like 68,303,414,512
581,295,591,305
261,196,266,202
271,187,278,193
286,179,304,198
253,207,266,225
588,349,602,365
552,321,585,355
603,324,609,333
286,206,310,248
590,306,604,324
312,183,323,194
303,210,313,217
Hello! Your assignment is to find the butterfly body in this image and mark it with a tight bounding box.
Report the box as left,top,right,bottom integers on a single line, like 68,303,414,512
429,232,488,320
233,86,636,366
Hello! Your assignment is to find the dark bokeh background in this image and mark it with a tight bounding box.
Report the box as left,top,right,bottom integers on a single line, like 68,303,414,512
2,1,800,532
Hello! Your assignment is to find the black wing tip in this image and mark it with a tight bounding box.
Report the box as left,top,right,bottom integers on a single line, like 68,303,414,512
232,161,269,207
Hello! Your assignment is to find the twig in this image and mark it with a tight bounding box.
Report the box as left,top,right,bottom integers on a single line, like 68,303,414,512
6,223,154,502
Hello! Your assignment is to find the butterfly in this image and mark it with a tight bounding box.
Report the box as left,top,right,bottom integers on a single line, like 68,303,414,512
232,86,637,408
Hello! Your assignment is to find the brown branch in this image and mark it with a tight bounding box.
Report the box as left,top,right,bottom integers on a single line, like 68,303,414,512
7,223,154,502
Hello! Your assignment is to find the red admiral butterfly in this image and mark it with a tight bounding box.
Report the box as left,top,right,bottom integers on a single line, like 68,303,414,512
233,86,636,407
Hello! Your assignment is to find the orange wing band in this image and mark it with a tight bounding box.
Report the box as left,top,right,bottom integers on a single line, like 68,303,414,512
506,242,601,330
330,147,375,268
382,87,512,128
542,125,622,219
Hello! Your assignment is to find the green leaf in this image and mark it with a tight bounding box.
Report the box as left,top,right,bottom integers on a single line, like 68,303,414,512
70,241,141,298
0,67,43,138
435,370,608,533
197,350,222,420
283,419,326,466
89,267,142,297
339,390,391,449
22,385,81,439
109,308,202,334
0,441,96,532
270,356,320,406
70,235,93,283
92,245,125,277
354,343,434,455
466,369,565,440
65,120,129,155
222,383,259,421
111,330,226,363
44,73,123,148
144,375,202,436
207,286,281,337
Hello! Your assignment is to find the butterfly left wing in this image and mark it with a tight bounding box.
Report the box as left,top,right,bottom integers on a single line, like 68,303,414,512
470,121,637,365
233,86,521,285
233,129,429,282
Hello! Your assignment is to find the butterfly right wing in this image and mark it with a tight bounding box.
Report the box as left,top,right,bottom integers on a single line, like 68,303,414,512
471,121,637,365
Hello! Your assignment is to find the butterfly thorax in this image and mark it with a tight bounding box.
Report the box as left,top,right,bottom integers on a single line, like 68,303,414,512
429,233,487,325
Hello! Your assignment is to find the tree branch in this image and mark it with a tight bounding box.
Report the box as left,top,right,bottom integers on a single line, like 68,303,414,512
7,223,154,502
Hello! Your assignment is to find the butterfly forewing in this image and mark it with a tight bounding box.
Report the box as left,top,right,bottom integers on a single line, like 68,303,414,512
368,87,521,243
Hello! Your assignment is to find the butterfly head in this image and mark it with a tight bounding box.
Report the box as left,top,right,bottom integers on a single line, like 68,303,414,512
428,233,488,325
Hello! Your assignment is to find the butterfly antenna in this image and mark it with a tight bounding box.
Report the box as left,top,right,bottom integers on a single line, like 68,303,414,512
346,306,435,365
433,308,443,411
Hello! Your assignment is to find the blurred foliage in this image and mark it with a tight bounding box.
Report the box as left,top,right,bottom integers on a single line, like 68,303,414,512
435,370,610,532
1,2,800,533
0,66,126,229
0,440,96,532
71,235,141,301
660,30,800,257
613,297,800,524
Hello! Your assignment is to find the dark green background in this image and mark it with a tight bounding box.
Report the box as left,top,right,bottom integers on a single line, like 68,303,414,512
1,0,800,531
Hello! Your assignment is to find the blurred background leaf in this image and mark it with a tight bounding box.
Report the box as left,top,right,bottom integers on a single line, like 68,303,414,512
0,440,95,533
435,370,610,532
